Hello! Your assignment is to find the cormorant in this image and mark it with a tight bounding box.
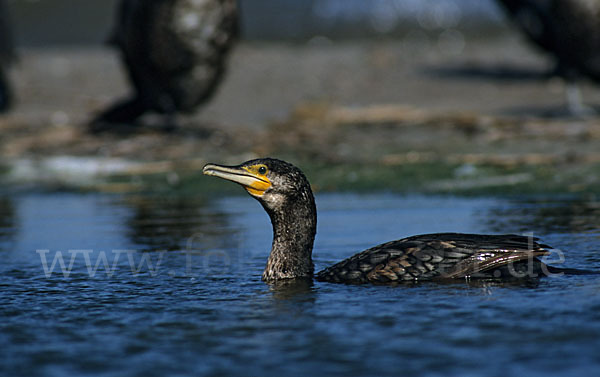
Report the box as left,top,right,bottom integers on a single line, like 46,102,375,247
203,158,559,284
90,0,238,132
496,0,600,114
0,0,14,113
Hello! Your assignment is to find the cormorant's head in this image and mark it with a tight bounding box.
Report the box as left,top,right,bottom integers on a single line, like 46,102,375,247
203,158,314,210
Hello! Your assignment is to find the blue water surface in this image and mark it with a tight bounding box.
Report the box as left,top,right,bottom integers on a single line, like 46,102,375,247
1,192,599,377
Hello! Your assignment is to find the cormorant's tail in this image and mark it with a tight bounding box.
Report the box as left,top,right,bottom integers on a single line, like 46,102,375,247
545,265,600,276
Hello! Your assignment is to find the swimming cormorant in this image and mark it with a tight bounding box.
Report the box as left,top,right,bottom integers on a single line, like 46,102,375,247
0,0,14,113
203,158,557,284
90,0,238,132
496,0,600,114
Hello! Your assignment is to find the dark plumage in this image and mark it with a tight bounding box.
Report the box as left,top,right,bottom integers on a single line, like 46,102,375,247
91,0,238,131
497,0,600,113
203,158,560,284
0,0,14,113
317,233,550,283
496,0,557,56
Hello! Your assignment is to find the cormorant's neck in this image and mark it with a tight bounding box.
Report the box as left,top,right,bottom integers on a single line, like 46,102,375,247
260,191,316,281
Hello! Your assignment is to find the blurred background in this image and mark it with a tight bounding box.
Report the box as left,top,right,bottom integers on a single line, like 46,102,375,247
9,0,502,45
0,0,599,192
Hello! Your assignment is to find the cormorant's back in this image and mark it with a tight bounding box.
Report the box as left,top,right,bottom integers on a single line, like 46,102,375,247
316,233,551,284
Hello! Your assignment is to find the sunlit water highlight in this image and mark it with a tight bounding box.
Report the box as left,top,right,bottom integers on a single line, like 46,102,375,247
1,192,599,376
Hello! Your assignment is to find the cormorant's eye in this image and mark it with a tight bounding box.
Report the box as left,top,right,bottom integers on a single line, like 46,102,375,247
258,166,267,175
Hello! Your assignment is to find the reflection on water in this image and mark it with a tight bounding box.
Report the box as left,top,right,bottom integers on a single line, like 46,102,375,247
485,196,600,234
123,195,234,251
267,277,316,301
0,192,599,377
0,196,15,249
